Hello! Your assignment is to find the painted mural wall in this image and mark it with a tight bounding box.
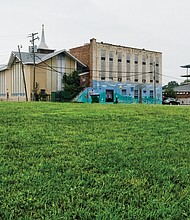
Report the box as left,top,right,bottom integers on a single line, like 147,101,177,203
76,80,162,104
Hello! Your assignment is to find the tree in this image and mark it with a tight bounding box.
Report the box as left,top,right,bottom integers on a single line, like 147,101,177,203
180,79,190,85
162,81,179,98
162,81,179,90
62,71,83,100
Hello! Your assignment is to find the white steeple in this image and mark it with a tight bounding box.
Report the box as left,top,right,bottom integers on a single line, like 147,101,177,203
38,24,49,49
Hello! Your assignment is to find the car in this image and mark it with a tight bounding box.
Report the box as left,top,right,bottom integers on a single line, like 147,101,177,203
162,97,180,105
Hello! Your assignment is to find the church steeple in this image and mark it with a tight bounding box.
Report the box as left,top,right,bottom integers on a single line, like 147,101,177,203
37,25,55,54
38,24,48,49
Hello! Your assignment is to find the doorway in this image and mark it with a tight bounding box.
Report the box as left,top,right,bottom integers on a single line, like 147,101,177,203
106,90,114,102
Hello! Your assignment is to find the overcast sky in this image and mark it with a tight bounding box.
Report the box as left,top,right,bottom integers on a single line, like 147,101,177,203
0,0,190,85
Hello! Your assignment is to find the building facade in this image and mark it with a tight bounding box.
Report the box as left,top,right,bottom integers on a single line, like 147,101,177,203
70,38,162,104
0,26,86,101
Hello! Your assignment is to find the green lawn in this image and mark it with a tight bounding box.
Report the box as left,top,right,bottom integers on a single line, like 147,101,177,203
0,102,190,219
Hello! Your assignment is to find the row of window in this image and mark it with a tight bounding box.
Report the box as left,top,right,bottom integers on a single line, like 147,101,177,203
101,56,159,66
121,89,154,98
100,76,159,84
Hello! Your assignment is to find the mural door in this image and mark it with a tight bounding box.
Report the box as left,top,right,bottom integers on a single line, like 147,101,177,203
106,90,114,102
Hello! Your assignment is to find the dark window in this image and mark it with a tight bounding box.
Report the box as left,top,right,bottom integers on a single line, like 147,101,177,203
142,62,146,65
109,58,113,61
118,59,122,62
150,63,153,65
127,60,130,63
101,57,105,61
134,79,138,82
150,79,153,83
150,90,154,98
156,80,159,83
142,79,146,83
101,77,105,80
118,78,122,82
135,61,138,64
122,89,126,95
127,77,130,81
134,90,138,99
156,64,159,67
109,77,113,80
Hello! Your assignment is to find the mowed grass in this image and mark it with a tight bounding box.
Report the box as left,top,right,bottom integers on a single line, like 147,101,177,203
0,102,190,219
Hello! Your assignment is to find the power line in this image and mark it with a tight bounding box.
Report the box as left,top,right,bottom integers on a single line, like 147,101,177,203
34,54,183,83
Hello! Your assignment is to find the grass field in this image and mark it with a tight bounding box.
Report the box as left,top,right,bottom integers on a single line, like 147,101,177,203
0,102,190,219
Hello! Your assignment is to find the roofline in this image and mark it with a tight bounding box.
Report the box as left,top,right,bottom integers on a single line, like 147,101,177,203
95,41,162,54
5,49,87,68
181,64,190,68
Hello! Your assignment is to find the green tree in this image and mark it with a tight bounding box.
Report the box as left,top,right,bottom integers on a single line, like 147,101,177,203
180,79,190,85
162,81,179,98
62,71,82,99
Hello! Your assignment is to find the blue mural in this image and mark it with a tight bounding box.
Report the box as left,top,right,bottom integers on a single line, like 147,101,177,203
75,80,162,104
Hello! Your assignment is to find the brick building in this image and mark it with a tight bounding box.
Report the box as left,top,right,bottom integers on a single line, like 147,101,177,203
70,38,162,104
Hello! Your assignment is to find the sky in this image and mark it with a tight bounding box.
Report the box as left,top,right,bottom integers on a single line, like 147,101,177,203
0,0,190,85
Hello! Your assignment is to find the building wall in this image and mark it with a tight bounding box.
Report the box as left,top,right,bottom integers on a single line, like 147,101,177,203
70,38,162,87
0,63,31,101
70,42,92,85
0,52,80,101
71,39,162,104
91,39,162,85
176,93,190,105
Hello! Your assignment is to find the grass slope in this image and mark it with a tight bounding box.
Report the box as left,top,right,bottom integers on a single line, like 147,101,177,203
0,102,190,219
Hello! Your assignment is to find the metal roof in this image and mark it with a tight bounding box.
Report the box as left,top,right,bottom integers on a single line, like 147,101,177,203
181,64,190,68
0,64,8,72
174,84,190,92
5,49,86,68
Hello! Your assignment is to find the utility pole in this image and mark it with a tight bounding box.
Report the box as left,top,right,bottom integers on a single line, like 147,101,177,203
18,45,28,101
153,62,156,104
28,32,39,100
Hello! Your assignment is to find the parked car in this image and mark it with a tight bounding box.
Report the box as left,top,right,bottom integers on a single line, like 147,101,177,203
162,97,180,105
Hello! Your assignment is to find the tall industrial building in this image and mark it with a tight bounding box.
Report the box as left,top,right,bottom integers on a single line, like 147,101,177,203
70,38,162,104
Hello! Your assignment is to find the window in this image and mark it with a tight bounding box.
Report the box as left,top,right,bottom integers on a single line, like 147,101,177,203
134,90,138,99
101,50,106,79
122,89,126,95
142,62,146,65
12,62,25,96
126,54,131,81
109,51,114,80
150,90,154,98
134,55,138,81
0,71,6,96
118,52,122,80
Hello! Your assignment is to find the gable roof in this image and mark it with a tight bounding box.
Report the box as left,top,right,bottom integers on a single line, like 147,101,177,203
174,84,190,92
0,64,8,72
4,49,86,70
